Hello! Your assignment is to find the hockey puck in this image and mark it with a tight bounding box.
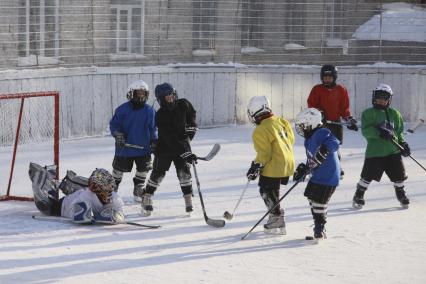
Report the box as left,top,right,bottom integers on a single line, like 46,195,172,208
305,236,315,240
223,211,233,220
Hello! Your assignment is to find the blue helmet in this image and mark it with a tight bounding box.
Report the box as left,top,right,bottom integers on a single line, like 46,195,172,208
155,82,178,110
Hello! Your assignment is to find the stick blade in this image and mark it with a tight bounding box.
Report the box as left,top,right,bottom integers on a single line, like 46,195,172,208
206,217,226,228
200,143,221,161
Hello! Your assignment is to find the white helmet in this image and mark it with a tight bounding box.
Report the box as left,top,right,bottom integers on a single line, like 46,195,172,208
372,83,393,109
247,96,272,124
294,108,323,137
374,83,393,95
126,80,149,105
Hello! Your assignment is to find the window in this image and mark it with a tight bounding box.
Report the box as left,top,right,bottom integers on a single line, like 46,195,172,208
18,0,59,58
193,0,216,50
285,0,306,46
241,0,264,49
325,0,345,41
111,0,144,54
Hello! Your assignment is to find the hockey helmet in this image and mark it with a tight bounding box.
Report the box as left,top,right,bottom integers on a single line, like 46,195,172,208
126,80,149,107
155,82,178,110
88,168,115,204
247,96,272,124
294,108,323,137
320,65,338,86
372,83,393,109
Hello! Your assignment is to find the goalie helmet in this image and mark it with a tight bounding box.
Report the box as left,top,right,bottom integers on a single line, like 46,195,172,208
247,96,272,124
155,82,178,110
372,83,393,109
126,80,149,107
88,168,115,204
294,108,323,137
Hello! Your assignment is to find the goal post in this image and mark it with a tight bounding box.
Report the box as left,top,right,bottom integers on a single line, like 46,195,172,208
0,91,59,201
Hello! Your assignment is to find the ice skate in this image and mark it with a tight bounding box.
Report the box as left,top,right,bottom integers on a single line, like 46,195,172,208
133,184,144,203
395,187,410,209
313,223,326,240
141,193,153,216
352,188,365,209
183,194,193,217
263,210,286,235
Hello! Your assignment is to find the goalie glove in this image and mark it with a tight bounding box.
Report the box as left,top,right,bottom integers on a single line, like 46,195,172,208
307,144,329,170
94,204,125,224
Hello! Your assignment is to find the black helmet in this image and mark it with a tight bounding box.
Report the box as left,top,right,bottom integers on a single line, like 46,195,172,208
320,65,338,87
155,82,178,110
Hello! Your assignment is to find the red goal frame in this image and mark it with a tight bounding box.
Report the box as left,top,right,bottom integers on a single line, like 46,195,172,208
0,91,59,201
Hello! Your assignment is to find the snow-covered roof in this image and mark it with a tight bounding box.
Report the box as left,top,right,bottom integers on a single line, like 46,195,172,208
352,2,426,43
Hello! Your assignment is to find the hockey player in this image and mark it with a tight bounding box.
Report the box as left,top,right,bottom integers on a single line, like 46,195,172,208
246,96,295,235
109,80,157,201
29,163,124,224
293,108,340,240
141,82,198,216
307,64,358,178
352,84,411,209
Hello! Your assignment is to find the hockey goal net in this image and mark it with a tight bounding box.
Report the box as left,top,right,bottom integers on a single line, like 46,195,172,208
0,92,59,201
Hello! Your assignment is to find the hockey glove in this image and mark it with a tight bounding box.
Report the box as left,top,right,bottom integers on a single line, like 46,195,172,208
377,122,394,140
113,132,125,148
180,152,198,164
185,126,198,141
293,163,309,182
345,116,358,131
308,144,329,170
246,161,264,181
400,142,411,157
150,139,158,155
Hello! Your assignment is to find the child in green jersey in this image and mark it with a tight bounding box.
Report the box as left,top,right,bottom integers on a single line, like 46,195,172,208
353,84,411,209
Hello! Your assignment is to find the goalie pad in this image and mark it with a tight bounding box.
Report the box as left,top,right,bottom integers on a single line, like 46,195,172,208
29,162,57,215
58,170,89,195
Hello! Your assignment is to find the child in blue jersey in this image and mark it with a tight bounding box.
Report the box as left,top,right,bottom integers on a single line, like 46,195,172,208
110,80,157,201
293,108,340,239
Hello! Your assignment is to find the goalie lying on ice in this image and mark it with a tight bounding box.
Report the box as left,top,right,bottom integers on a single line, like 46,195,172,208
29,163,124,224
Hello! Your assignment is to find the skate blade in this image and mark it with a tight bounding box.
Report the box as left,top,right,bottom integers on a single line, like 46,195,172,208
352,202,363,209
264,227,286,235
141,209,152,217
400,203,409,209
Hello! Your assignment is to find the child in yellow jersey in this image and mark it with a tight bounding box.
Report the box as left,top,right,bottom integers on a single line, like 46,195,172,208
246,96,295,234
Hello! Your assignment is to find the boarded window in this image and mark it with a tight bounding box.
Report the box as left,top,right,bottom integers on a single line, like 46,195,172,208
193,0,216,50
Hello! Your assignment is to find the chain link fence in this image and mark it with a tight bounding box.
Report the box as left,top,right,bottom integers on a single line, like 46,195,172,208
0,0,425,69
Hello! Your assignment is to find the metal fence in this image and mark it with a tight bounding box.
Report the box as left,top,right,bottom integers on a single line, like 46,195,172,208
0,0,425,69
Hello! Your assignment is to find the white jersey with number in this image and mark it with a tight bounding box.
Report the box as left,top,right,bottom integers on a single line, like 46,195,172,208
61,188,123,219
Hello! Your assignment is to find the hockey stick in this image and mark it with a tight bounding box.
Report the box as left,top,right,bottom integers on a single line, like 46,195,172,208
392,139,426,172
196,143,221,161
326,119,424,135
407,119,424,133
32,215,161,228
192,161,226,228
241,179,302,240
223,180,250,220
